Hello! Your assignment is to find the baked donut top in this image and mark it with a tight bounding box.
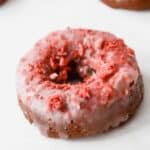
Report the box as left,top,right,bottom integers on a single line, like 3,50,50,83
17,28,139,113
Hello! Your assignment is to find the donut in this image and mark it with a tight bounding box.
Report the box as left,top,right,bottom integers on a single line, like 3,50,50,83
16,28,144,138
0,0,6,5
100,0,150,10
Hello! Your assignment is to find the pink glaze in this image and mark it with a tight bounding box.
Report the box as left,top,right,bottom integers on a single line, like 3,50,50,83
16,28,139,137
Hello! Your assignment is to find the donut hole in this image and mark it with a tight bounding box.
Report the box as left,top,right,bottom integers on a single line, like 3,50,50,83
50,61,83,84
50,60,95,84
67,61,83,84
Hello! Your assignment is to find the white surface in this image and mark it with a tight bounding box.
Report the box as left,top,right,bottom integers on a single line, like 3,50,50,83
0,0,150,149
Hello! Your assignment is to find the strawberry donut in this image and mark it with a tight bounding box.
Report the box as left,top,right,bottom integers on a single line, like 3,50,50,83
16,28,144,138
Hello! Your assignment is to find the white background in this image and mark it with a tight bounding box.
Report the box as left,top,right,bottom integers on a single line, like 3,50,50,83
0,0,150,149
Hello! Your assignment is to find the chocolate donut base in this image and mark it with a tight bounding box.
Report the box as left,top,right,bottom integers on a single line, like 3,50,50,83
18,74,144,138
0,0,6,5
101,0,150,10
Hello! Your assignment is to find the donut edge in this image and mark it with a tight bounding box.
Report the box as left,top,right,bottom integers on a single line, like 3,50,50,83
18,73,144,138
